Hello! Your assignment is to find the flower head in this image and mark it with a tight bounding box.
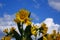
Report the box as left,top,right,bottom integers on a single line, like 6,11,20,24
14,9,30,23
3,28,8,33
24,18,32,26
31,25,38,36
10,27,16,32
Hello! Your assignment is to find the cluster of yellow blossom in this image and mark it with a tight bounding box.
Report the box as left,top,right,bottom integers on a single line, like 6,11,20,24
2,9,60,40
31,25,38,36
1,36,11,40
14,9,30,23
3,28,8,33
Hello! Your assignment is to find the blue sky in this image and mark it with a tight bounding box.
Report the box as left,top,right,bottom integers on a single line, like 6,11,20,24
0,0,60,24
0,0,60,39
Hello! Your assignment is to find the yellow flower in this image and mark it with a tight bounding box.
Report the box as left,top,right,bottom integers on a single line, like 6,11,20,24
42,27,48,34
2,36,11,40
43,36,47,40
10,27,16,32
52,30,56,35
5,36,11,40
3,28,8,33
41,23,46,28
24,18,32,26
14,18,20,23
19,9,29,19
14,9,30,23
31,25,38,36
47,34,52,40
41,23,48,34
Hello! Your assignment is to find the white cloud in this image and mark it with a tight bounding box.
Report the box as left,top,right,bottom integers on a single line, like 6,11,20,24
48,0,60,11
32,0,40,9
44,18,54,27
0,14,20,39
31,13,40,21
33,0,37,3
44,18,60,34
34,4,40,9
58,26,60,33
0,14,19,33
